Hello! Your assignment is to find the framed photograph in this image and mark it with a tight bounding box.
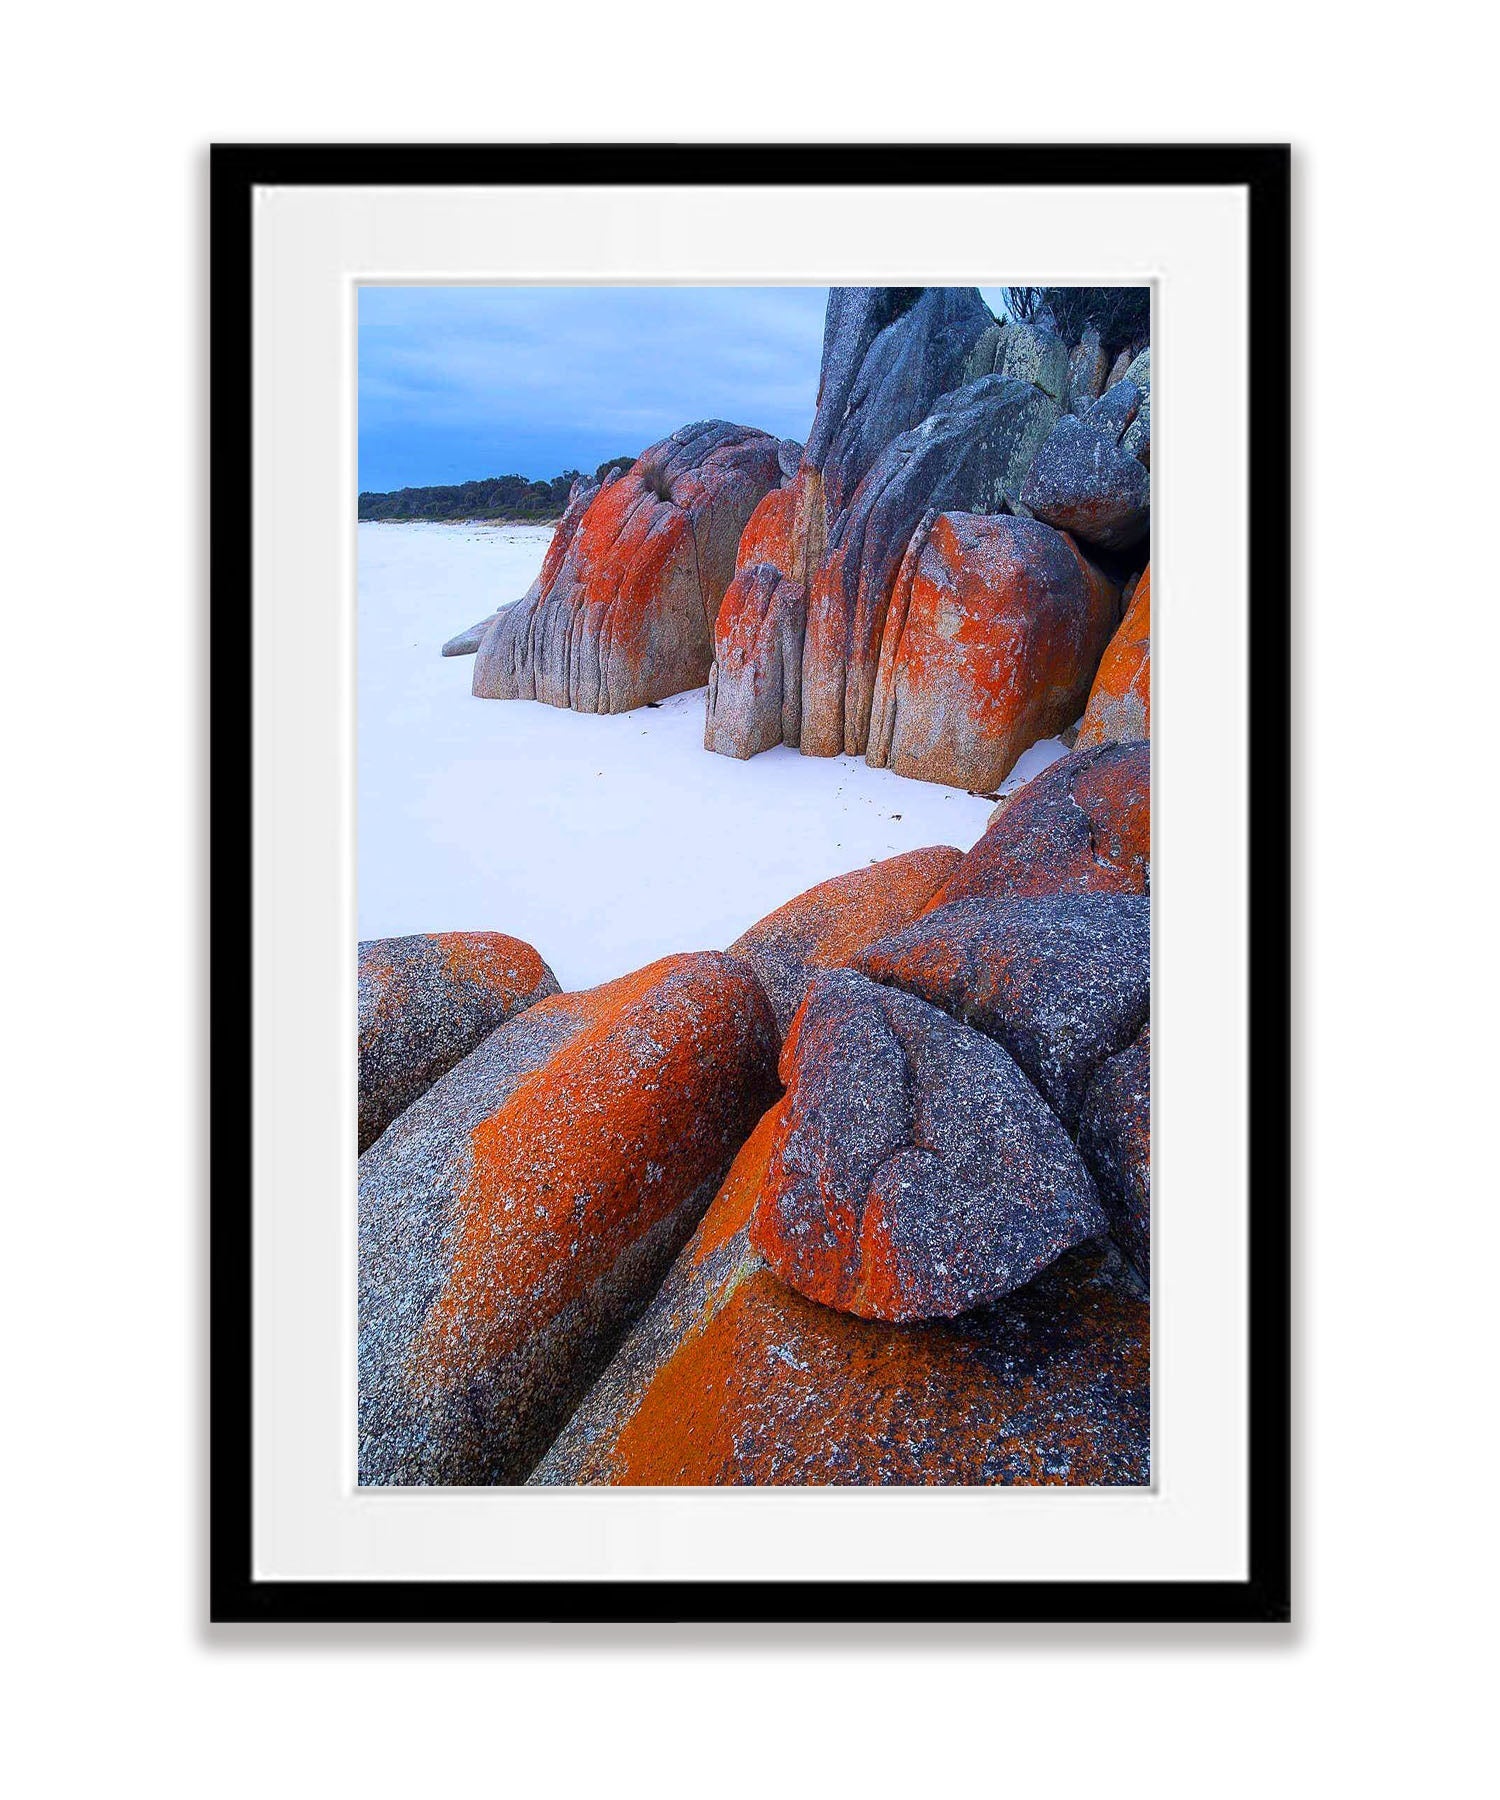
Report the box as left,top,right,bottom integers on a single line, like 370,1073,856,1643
211,143,1289,1624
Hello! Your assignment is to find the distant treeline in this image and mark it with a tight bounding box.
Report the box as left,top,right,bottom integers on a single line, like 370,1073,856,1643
359,456,636,522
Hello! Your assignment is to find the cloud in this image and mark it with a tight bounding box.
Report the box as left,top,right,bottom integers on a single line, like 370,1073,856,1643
358,285,831,490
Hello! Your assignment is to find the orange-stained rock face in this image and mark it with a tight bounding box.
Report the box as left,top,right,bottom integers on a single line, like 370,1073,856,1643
866,511,1119,792
727,845,961,1036
1076,564,1151,749
358,951,780,1484
747,970,1105,1322
472,421,782,714
703,468,830,759
529,1102,1149,1486
928,740,1151,907
703,563,807,759
356,931,559,1152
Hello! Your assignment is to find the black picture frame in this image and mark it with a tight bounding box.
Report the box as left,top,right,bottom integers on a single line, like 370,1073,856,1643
210,142,1290,1626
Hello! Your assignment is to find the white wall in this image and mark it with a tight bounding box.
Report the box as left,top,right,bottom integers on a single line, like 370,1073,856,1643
3,4,1493,1794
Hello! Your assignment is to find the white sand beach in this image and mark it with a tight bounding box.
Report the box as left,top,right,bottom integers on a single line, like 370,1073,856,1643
358,520,1066,989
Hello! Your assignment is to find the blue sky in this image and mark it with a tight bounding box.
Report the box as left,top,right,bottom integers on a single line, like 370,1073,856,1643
358,286,1009,493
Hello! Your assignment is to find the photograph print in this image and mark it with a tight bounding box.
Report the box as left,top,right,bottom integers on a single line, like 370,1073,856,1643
356,281,1153,1488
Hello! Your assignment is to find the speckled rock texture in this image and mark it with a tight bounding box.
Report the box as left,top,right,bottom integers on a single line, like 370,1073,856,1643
530,1105,1148,1485
442,611,504,657
855,893,1149,1131
728,846,962,1036
357,932,560,1153
1118,348,1151,467
930,740,1151,907
799,376,1062,761
357,951,780,1484
1077,565,1151,748
748,970,1105,1322
806,287,994,515
866,511,1119,793
471,422,782,713
1078,1024,1151,1285
704,563,808,758
962,316,1071,406
1066,323,1109,414
1020,380,1150,553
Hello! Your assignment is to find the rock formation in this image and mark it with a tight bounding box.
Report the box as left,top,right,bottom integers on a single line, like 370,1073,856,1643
701,286,1149,787
358,951,778,1484
472,423,781,712
748,970,1107,1322
866,510,1118,791
1021,373,1151,552
1078,1023,1151,1284
727,845,961,1036
854,893,1150,1129
531,1106,1148,1485
930,740,1151,906
799,377,1063,760
1077,565,1151,747
357,931,559,1152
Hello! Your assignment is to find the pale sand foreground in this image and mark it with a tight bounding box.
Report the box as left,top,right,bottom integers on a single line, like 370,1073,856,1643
358,521,1066,990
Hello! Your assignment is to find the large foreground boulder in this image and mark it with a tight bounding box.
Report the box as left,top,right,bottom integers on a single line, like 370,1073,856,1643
748,970,1105,1322
1077,565,1151,747
727,846,961,1035
799,376,1062,760
1020,379,1150,553
1078,1024,1151,1284
358,952,779,1484
866,511,1119,792
472,422,782,713
531,1106,1149,1485
855,893,1150,1130
357,932,559,1152
929,740,1151,906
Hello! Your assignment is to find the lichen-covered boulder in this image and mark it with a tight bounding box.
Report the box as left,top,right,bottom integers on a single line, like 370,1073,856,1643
806,287,994,514
855,893,1149,1130
747,970,1105,1322
358,952,779,1484
727,846,961,1035
531,1106,1148,1486
963,316,1071,405
799,377,1062,759
357,932,559,1152
1066,323,1109,414
472,422,782,713
1078,1024,1151,1284
866,511,1119,793
1077,565,1151,748
929,740,1151,907
1118,348,1151,467
1020,382,1150,553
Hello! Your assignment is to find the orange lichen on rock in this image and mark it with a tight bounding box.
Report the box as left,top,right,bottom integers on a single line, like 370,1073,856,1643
529,1100,1148,1487
727,845,962,1034
358,951,779,1484
473,421,782,713
1076,564,1150,749
927,740,1151,908
704,469,829,757
867,511,1119,792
